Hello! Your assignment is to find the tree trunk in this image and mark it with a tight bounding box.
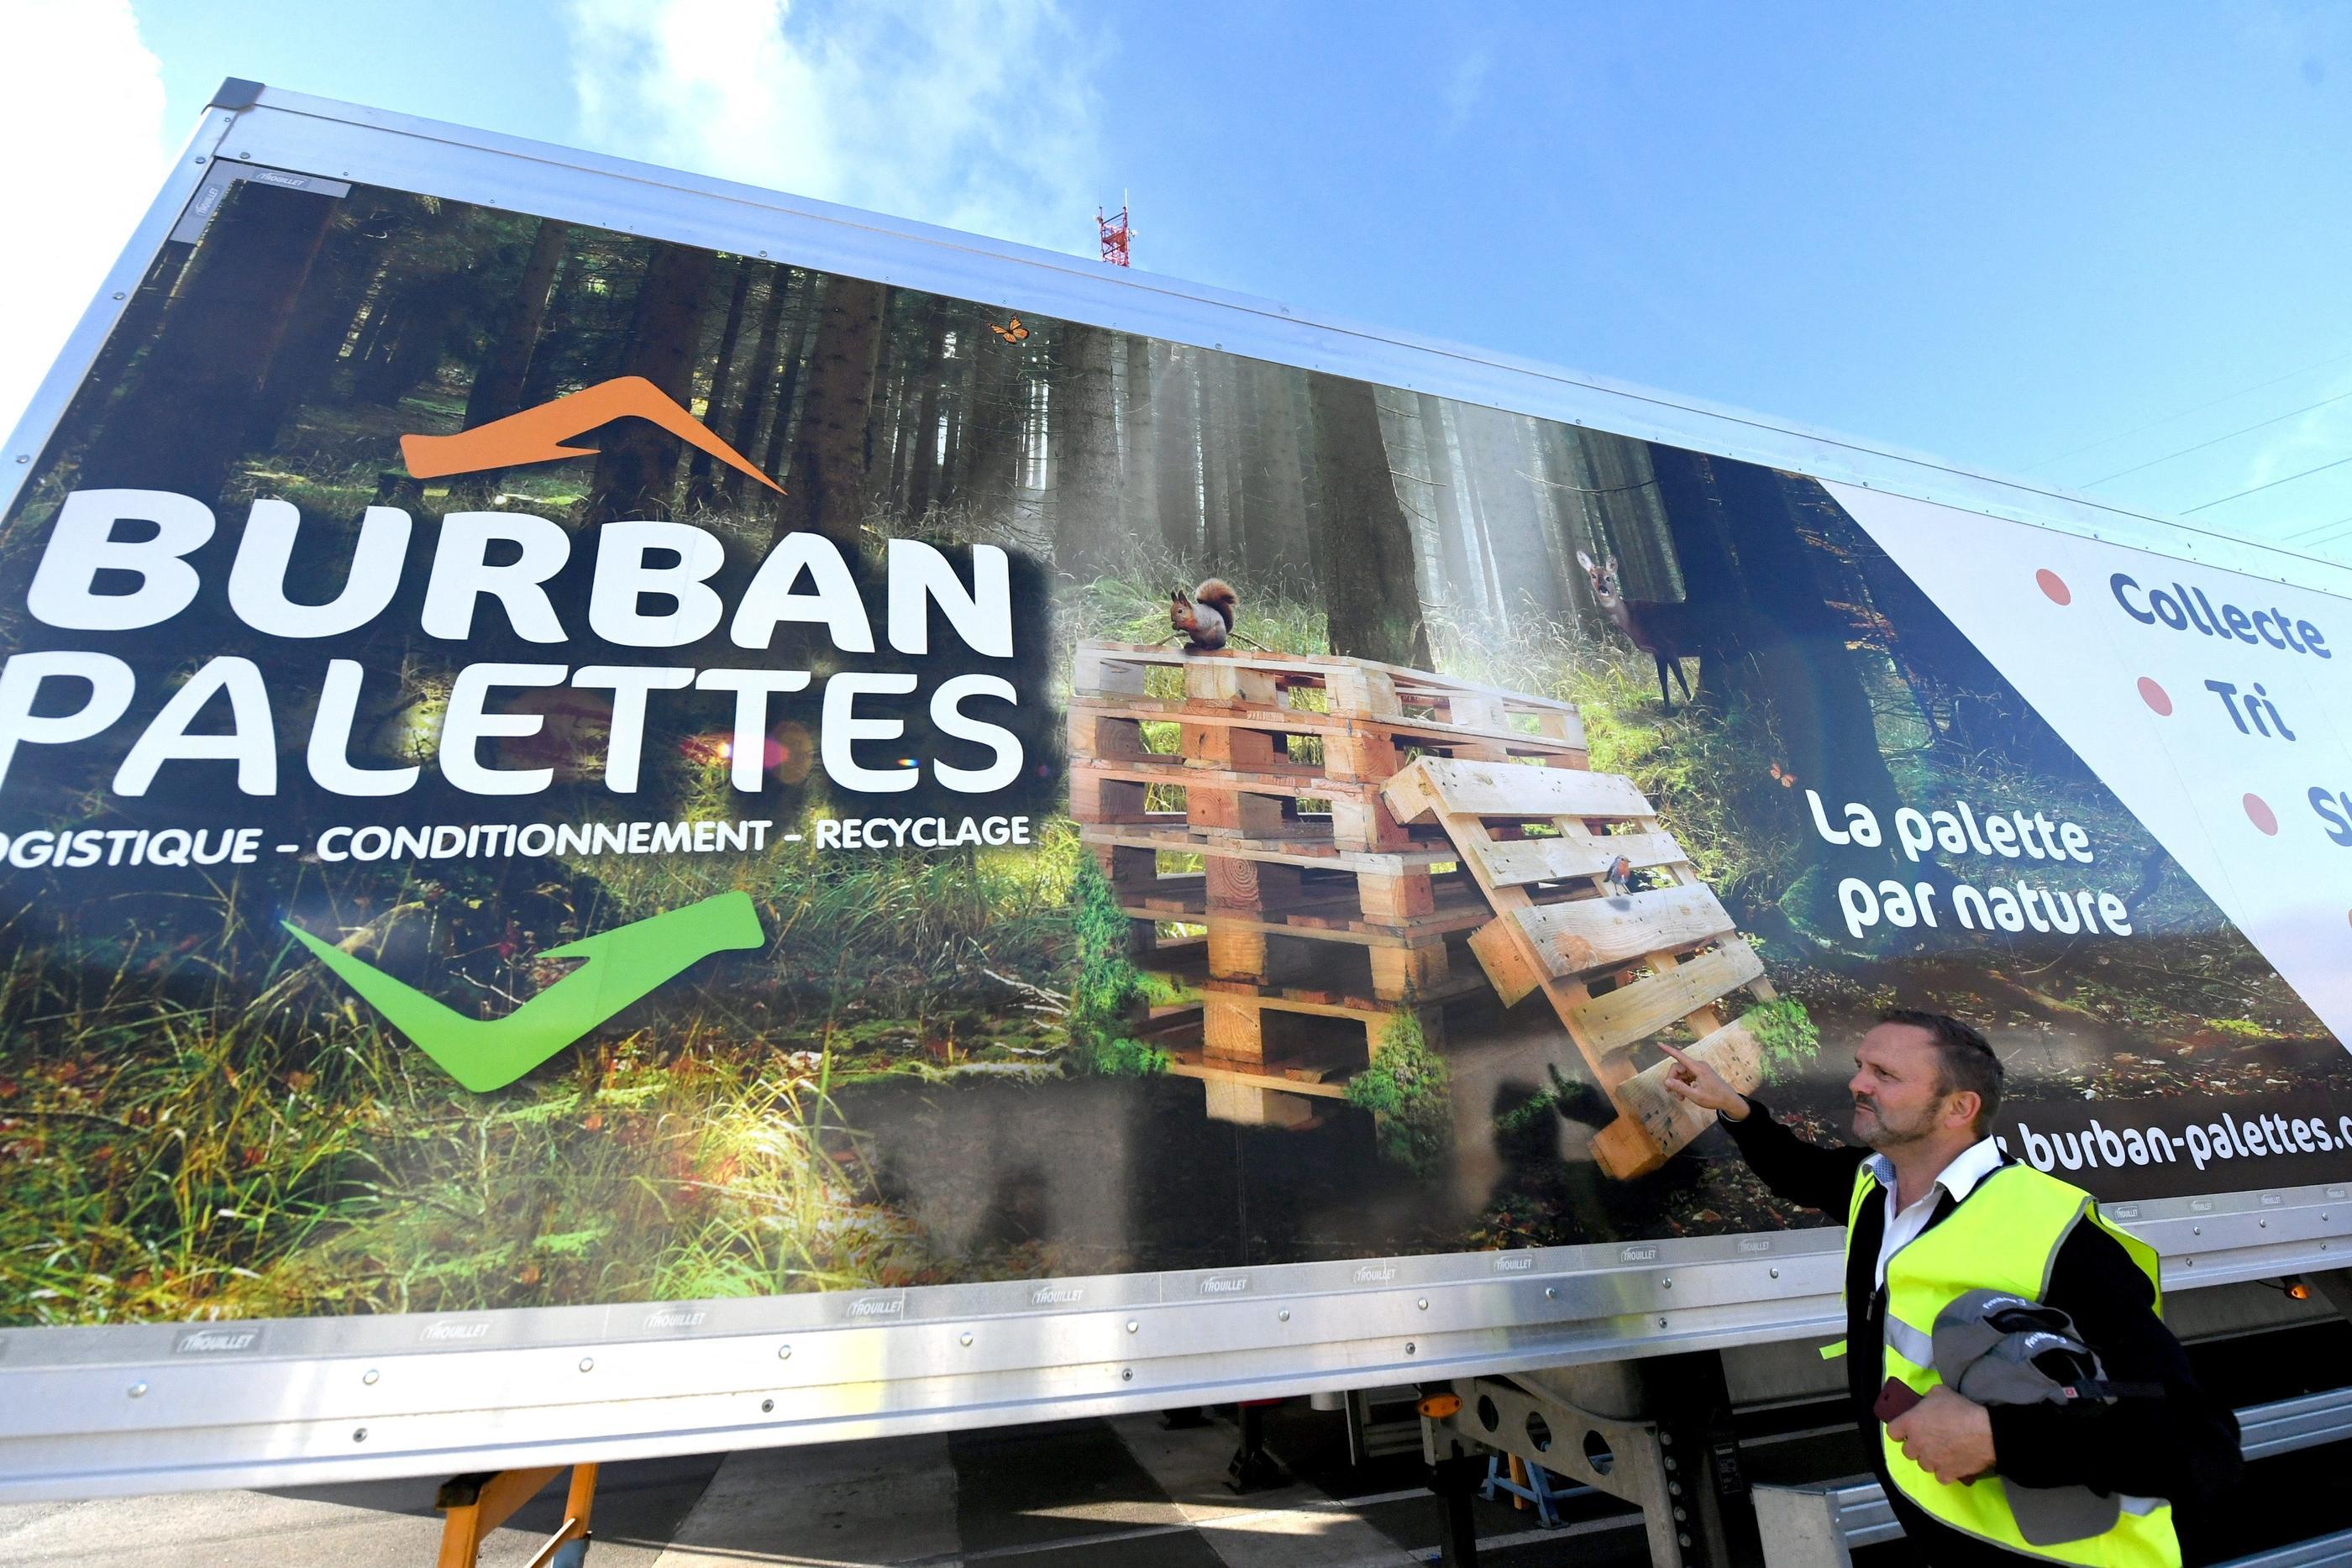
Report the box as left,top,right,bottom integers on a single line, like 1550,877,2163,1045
1152,343,1200,559
936,323,979,509
682,254,753,511
244,218,385,452
1253,362,1313,579
774,275,886,545
1119,333,1156,545
722,266,793,506
1052,323,1121,577
1581,430,1680,601
958,316,1026,531
1455,408,1510,632
76,181,336,505
1411,390,1467,611
445,217,570,508
904,302,951,519
1199,354,1234,564
1307,372,1432,668
584,244,718,524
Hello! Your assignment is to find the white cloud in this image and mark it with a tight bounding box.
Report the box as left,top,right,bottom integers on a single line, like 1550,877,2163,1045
564,0,1107,255
0,0,168,442
1442,44,1493,133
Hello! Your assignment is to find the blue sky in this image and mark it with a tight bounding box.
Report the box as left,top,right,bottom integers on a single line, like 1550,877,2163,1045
10,1,2352,557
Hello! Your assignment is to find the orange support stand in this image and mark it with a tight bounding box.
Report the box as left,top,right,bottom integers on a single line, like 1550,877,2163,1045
434,1461,597,1568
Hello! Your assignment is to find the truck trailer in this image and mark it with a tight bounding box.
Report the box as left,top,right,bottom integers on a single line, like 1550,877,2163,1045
0,79,2347,1567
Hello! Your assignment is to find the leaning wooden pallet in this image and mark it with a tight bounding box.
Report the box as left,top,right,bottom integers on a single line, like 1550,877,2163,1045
1380,756,1777,1178
1069,640,1586,1129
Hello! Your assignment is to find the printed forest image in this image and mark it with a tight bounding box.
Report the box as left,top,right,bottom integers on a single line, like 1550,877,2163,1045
0,176,2344,1329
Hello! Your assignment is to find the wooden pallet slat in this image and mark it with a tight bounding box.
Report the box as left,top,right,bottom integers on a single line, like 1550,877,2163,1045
1381,757,1654,826
1065,695,1588,761
1590,1015,1765,1176
1502,884,1737,978
1565,940,1767,1057
1473,829,1688,888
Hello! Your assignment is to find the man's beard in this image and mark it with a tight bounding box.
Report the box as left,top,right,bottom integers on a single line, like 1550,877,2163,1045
1853,1095,1937,1150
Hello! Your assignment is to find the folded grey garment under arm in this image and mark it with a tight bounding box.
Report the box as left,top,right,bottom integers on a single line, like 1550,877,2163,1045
1929,1288,2144,1547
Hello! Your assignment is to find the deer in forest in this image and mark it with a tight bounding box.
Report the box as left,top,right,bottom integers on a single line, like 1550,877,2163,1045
1578,551,1698,713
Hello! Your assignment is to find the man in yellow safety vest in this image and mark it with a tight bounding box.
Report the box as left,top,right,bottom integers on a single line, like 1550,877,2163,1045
1663,1009,2240,1567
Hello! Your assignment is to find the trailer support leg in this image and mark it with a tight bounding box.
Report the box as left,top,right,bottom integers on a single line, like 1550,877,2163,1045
1641,1350,1761,1568
1430,1452,1486,1566
434,1460,597,1568
1226,1399,1286,1492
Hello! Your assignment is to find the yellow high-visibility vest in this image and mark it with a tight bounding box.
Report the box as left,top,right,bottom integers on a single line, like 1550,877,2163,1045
1844,1161,2177,1567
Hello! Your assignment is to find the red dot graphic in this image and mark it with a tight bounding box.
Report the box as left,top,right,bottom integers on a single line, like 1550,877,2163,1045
2036,569,2071,605
2244,794,2278,836
2137,677,2171,716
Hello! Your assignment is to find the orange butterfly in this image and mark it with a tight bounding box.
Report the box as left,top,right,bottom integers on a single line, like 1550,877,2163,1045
990,317,1030,343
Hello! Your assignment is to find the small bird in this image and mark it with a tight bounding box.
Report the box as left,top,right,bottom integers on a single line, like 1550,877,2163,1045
1170,579,1238,652
1604,855,1635,895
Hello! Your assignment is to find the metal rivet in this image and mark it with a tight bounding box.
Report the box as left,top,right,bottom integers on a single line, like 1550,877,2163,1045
2192,1226,2202,1235
1544,1287,1557,1300
761,1398,774,1413
1125,1320,1138,1335
1769,1268,1780,1280
778,1344,792,1360
1416,1298,1429,1311
1662,1278,1672,1290
578,1356,594,1372
958,1332,973,1347
2259,1219,2268,1228
193,156,206,164
238,151,250,160
352,1427,367,1443
128,1382,148,1398
13,455,26,464
1121,1368,1132,1382
1404,1342,1416,1356
1277,1308,1290,1322
1656,1316,1669,1329
112,291,126,301
361,1368,380,1386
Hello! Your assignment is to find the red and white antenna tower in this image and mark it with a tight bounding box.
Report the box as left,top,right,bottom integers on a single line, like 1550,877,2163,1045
1096,197,1132,267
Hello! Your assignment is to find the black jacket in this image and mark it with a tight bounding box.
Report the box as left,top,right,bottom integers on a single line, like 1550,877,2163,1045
1725,1099,2242,1566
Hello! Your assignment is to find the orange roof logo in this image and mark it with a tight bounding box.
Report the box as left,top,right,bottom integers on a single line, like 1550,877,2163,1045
400,375,784,492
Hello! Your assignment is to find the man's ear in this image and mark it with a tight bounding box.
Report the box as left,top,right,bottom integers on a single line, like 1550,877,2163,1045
1945,1089,1983,1135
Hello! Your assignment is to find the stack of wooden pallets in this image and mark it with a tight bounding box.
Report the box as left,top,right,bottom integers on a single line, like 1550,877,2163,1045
1068,641,1583,1128
1066,641,1773,1177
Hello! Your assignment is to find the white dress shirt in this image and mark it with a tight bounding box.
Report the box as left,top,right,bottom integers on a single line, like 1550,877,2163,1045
1866,1135,2006,1288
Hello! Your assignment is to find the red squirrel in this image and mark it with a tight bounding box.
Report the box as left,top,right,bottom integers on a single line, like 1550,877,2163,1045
1170,579,1238,651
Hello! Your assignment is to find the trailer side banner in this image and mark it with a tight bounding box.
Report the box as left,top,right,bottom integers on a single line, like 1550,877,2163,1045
0,124,2346,1408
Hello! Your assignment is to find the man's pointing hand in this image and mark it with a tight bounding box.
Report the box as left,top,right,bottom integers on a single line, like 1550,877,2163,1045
1659,1041,1748,1120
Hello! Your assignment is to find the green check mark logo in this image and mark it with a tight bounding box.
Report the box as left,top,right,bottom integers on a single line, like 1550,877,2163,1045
284,890,764,1091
